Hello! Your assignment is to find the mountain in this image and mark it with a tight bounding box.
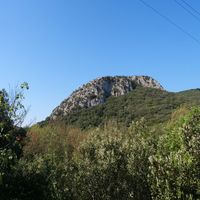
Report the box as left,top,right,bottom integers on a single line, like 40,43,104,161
49,76,164,120
46,76,200,129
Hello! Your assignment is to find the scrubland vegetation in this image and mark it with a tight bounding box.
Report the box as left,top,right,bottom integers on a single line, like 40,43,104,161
0,85,200,200
58,86,200,129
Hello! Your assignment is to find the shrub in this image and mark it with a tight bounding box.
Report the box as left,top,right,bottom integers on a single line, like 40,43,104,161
149,107,200,200
74,119,156,200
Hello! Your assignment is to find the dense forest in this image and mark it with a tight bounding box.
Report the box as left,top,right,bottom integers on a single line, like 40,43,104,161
0,84,200,200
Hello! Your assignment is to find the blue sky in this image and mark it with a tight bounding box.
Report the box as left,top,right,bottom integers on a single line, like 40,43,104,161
0,0,200,125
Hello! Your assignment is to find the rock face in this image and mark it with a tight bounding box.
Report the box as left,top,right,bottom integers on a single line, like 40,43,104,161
49,76,164,120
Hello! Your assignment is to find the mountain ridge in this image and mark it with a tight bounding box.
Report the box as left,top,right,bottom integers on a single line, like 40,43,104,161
49,75,164,120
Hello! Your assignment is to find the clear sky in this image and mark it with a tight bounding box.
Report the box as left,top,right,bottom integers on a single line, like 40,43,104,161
0,0,200,125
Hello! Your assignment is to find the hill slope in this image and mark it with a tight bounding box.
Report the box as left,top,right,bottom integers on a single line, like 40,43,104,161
52,87,200,128
49,76,164,120
45,76,200,129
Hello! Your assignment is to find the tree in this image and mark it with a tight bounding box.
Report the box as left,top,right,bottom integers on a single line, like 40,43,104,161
0,83,29,199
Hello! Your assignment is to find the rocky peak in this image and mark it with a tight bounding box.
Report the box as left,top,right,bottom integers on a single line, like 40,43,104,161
49,76,164,120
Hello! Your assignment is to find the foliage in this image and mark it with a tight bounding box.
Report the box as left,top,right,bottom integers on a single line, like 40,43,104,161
19,107,200,200
0,83,28,199
149,107,200,200
61,87,200,129
73,119,156,200
21,119,160,200
24,123,87,160
1,82,200,200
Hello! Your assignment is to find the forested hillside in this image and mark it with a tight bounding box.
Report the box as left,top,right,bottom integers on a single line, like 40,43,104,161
46,87,200,129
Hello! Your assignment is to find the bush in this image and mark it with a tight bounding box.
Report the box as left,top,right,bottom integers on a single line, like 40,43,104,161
149,107,200,200
73,119,156,200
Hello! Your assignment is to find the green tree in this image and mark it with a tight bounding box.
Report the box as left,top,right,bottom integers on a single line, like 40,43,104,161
0,83,28,199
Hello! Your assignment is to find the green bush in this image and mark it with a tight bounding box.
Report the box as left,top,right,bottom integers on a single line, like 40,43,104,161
71,119,157,200
149,107,200,200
